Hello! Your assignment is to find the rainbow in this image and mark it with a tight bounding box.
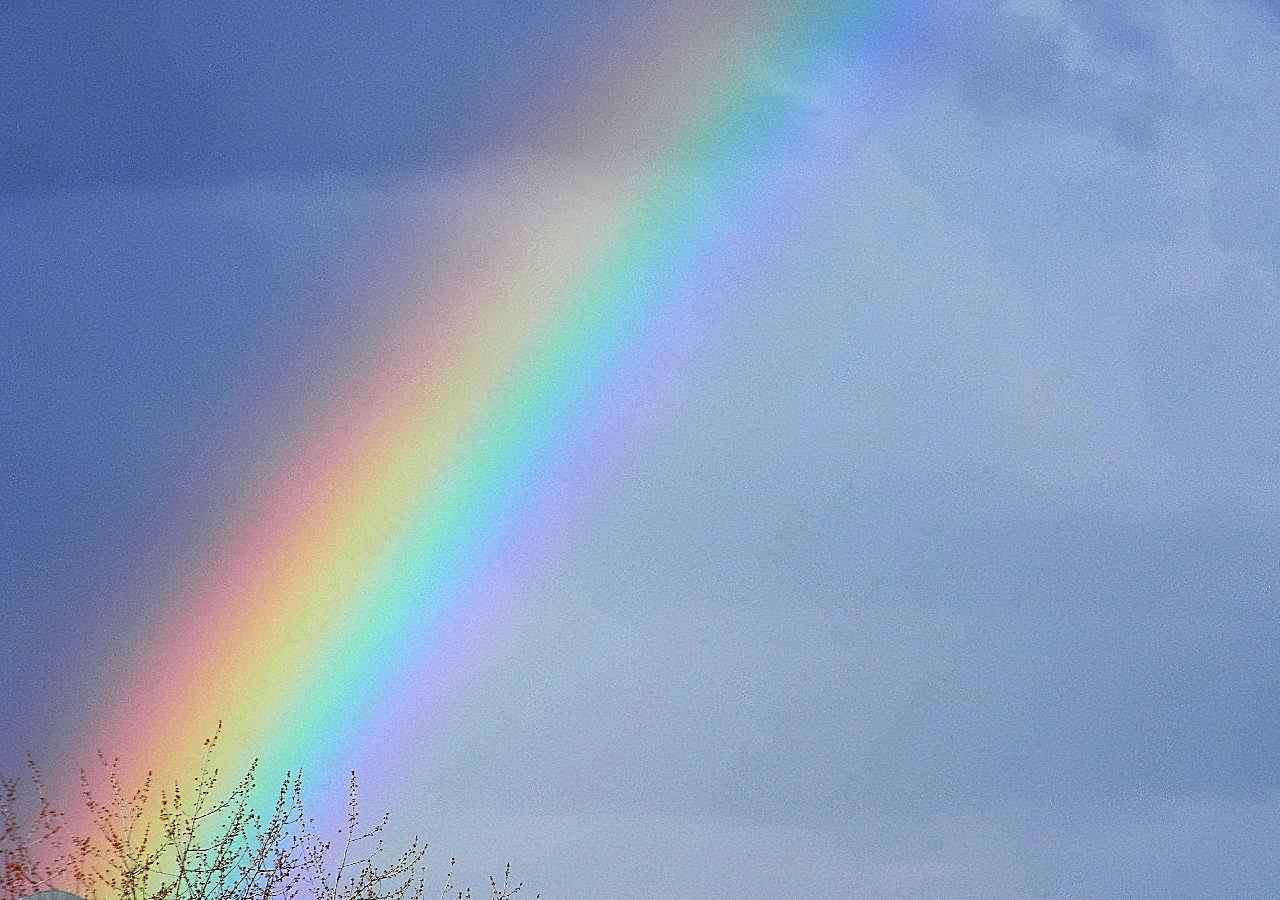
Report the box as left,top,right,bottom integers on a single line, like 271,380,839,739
65,0,912,822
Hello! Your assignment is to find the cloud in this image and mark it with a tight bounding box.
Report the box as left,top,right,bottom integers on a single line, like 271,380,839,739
0,2,628,192
937,0,1174,149
432,794,1280,897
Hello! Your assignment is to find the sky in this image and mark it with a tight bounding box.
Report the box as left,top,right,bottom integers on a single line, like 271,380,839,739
3,1,1279,897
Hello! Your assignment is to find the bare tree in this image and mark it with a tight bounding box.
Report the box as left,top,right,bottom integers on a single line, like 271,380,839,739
2,730,533,900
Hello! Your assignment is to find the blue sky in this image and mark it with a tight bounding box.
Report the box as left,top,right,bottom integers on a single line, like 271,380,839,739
3,2,1279,896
